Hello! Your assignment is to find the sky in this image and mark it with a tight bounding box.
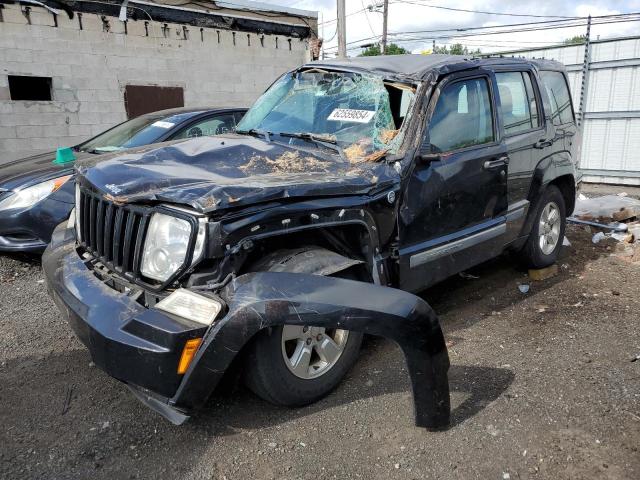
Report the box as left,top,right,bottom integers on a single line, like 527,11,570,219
256,0,640,56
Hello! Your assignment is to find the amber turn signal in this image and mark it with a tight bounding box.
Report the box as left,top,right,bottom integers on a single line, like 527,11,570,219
177,338,202,374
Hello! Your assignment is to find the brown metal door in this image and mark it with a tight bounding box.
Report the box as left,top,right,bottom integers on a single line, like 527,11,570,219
124,85,184,119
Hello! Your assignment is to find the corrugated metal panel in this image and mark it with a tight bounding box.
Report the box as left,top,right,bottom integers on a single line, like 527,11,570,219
591,38,640,62
581,119,640,172
586,66,640,111
566,70,582,106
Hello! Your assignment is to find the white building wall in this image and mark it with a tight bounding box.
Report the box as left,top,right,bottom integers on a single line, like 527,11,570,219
0,3,311,163
502,37,640,185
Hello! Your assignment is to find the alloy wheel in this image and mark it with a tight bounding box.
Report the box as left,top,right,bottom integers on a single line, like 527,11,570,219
281,325,349,379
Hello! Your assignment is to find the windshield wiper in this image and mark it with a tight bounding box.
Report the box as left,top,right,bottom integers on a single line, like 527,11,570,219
236,128,272,141
277,132,346,160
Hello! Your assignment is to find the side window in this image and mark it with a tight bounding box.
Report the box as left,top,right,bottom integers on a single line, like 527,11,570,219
540,71,575,125
173,114,237,139
495,71,540,135
429,77,494,153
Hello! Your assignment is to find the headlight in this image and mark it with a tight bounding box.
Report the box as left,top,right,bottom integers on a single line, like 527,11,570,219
0,175,72,212
140,213,206,282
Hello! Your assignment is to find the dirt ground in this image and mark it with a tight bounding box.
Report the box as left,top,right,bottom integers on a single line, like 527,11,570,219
1,225,639,479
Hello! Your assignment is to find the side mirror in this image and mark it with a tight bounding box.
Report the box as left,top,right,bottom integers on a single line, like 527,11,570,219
417,153,441,164
416,143,441,164
416,131,441,164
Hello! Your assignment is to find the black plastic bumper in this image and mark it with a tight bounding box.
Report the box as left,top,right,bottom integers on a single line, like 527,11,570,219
44,225,451,429
0,196,73,253
43,226,207,399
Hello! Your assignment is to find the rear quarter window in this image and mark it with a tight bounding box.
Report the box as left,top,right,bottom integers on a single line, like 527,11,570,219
540,71,575,125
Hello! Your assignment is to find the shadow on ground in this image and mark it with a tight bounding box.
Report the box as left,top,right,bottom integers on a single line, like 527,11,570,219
0,340,513,477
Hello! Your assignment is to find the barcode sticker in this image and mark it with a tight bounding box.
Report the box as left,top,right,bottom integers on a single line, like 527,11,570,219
327,109,375,123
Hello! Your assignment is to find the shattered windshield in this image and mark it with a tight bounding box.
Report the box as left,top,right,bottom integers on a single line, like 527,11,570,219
237,70,416,163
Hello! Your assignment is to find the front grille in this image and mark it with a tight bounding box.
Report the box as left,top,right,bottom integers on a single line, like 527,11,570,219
78,187,149,279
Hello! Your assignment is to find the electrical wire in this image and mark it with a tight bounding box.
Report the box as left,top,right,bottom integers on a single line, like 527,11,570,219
323,12,640,51
361,0,378,37
389,0,580,19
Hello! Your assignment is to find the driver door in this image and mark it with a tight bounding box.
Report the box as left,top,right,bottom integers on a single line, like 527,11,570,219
398,70,509,292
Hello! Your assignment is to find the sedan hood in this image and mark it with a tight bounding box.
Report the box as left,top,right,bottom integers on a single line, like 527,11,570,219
0,151,89,191
76,134,398,213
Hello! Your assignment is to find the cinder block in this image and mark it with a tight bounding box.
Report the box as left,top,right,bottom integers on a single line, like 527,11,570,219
0,126,17,139
528,264,559,281
16,125,44,138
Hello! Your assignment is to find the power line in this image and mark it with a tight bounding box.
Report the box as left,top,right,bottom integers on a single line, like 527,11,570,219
319,5,369,25
361,0,378,37
323,12,640,51
390,0,579,19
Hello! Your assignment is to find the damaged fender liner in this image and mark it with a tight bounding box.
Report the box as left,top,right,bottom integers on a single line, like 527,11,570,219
43,233,450,429
174,271,451,429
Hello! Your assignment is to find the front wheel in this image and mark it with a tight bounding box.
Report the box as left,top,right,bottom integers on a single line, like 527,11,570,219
244,324,362,407
519,184,566,269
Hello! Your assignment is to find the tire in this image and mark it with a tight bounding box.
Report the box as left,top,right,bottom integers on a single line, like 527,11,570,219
243,257,363,407
519,184,566,269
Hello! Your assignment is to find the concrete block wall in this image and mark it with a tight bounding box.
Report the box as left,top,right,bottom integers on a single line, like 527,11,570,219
0,3,311,163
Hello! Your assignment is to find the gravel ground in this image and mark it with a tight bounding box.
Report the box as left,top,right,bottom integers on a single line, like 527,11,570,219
1,225,639,480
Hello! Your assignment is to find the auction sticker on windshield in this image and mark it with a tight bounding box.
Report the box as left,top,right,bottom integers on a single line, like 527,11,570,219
152,121,175,129
327,109,375,123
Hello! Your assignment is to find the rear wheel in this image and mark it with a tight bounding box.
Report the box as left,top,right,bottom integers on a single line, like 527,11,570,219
243,252,363,406
519,185,566,268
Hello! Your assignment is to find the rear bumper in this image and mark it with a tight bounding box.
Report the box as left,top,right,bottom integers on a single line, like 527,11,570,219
44,224,451,429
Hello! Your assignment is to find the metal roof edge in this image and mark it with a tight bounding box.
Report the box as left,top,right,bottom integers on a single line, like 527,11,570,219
213,0,317,19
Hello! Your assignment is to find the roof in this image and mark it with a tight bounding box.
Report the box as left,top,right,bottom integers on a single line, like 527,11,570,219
140,106,247,118
306,54,566,81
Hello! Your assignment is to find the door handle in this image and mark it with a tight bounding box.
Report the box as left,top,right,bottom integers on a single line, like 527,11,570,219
534,138,553,149
483,156,509,170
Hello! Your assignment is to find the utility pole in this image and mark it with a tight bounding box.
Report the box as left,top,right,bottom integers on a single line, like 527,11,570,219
381,0,389,55
577,15,592,127
337,0,346,58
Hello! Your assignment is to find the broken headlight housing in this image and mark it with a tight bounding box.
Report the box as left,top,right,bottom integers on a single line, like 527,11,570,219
140,212,206,282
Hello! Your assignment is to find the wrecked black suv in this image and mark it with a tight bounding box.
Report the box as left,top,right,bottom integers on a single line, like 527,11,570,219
44,55,578,428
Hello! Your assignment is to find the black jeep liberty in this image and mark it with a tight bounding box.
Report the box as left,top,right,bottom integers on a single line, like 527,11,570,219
44,55,578,429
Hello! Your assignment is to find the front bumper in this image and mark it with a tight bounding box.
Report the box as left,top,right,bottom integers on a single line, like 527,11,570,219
44,225,451,429
0,196,73,252
43,226,207,400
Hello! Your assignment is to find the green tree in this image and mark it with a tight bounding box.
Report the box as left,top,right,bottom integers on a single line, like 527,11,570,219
359,42,409,56
433,43,481,55
563,35,586,45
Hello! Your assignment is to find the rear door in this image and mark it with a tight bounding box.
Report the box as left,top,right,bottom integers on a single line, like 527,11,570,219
493,68,548,237
398,69,509,292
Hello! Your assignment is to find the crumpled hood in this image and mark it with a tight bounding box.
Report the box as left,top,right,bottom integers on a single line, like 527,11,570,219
76,134,398,213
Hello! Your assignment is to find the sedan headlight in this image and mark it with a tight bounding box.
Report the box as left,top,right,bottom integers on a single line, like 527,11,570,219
140,213,206,282
0,175,72,212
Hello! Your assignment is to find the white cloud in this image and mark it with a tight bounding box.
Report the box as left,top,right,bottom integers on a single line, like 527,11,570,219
258,0,639,56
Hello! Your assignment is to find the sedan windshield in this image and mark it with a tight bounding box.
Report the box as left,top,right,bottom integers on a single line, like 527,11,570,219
237,70,416,163
77,112,196,153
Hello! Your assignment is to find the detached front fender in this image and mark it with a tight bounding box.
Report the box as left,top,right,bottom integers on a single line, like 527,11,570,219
173,272,450,429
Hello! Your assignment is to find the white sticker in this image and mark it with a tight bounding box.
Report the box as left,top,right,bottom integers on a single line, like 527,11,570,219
327,108,375,123
152,121,175,129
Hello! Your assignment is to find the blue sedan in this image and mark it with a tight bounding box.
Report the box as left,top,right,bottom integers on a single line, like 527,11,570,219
0,107,246,252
